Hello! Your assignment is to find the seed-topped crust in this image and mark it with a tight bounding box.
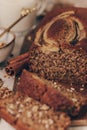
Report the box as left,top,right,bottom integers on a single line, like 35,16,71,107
0,88,70,130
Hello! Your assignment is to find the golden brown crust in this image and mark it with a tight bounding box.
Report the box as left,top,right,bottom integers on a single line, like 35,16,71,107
34,7,87,50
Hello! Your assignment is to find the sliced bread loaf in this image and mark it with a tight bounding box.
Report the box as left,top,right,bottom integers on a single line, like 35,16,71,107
23,7,87,116
0,87,70,130
17,69,87,116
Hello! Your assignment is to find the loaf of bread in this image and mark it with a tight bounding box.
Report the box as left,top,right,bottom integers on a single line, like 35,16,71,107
17,7,87,116
0,87,70,130
28,7,87,87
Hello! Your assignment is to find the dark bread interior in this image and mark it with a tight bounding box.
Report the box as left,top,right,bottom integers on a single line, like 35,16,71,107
17,69,87,117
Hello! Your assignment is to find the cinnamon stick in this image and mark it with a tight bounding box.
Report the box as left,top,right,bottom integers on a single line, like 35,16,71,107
5,52,29,76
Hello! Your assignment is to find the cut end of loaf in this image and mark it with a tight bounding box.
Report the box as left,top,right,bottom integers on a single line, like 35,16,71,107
17,69,87,117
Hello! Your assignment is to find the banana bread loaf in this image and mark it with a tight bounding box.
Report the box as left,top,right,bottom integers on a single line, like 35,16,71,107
0,87,70,130
28,7,87,87
17,7,87,116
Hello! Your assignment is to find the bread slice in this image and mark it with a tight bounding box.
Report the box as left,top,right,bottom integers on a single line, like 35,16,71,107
17,69,87,116
0,87,70,130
